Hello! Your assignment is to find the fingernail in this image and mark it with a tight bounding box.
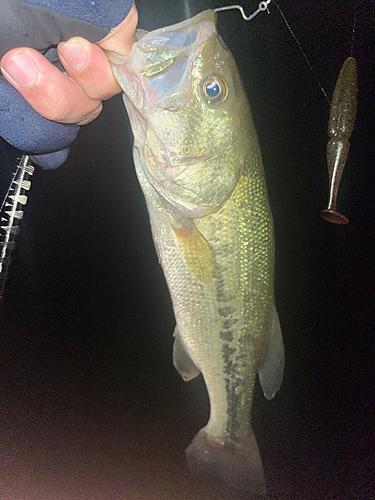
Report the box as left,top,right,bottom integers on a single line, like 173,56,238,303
58,39,88,71
1,53,38,87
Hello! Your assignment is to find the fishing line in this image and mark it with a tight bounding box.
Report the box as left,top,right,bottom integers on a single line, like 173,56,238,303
271,1,330,105
215,1,330,105
350,8,357,57
184,0,192,21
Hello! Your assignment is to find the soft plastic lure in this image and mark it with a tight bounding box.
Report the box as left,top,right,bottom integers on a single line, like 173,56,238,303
0,155,34,299
321,57,358,224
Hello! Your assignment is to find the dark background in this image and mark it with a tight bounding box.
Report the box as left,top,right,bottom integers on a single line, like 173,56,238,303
1,1,374,499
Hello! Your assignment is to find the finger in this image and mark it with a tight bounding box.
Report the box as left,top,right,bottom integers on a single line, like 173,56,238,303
57,37,121,101
0,48,102,125
57,5,138,100
99,4,138,55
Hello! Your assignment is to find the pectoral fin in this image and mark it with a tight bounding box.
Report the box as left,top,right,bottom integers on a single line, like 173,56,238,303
172,220,217,285
258,310,284,400
173,325,200,381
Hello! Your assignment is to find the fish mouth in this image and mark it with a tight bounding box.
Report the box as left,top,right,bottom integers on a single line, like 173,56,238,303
146,143,230,176
165,150,224,168
143,144,235,218
144,119,231,171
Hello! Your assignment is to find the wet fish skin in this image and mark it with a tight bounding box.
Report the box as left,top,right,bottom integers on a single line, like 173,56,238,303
109,10,284,495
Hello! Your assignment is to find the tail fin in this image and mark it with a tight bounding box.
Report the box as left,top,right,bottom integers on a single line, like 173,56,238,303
185,428,266,495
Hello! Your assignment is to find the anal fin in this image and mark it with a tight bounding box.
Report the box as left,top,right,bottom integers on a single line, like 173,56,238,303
258,310,284,400
173,325,200,381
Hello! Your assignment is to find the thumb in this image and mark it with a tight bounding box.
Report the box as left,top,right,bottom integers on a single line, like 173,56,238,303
98,4,138,56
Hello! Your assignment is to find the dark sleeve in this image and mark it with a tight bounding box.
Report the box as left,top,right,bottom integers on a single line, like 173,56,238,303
0,0,134,168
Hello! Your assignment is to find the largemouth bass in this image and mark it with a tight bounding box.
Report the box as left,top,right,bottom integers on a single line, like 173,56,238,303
109,10,284,495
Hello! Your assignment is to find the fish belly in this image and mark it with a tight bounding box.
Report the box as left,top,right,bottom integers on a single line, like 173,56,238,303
133,146,274,494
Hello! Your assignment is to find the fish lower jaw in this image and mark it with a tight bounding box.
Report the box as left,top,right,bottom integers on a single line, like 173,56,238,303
185,427,266,495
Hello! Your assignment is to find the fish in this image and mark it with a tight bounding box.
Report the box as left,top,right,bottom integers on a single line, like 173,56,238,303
108,10,284,495
321,56,358,224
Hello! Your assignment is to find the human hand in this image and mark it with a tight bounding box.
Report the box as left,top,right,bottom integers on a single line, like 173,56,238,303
0,0,137,169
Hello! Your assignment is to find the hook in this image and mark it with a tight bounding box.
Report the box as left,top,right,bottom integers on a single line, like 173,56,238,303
214,1,271,22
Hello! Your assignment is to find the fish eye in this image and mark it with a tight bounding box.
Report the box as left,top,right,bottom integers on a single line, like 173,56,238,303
202,76,228,105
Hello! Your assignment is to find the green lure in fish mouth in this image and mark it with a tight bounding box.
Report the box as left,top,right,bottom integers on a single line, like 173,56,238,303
109,9,284,495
